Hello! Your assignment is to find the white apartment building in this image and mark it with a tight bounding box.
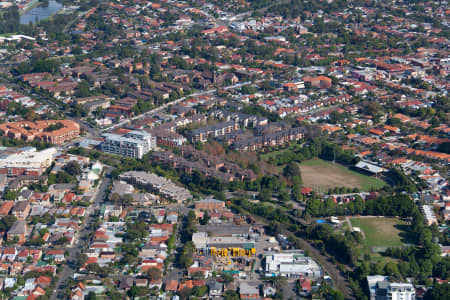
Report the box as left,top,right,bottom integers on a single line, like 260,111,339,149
101,131,156,159
367,276,415,300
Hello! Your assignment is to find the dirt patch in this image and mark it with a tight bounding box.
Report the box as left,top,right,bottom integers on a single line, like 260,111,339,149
300,163,362,190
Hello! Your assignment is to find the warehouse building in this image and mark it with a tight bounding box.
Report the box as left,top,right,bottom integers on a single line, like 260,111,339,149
265,250,322,278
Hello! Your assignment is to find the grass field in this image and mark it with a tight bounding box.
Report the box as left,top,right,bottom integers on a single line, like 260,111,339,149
350,217,407,248
299,158,385,192
261,143,303,160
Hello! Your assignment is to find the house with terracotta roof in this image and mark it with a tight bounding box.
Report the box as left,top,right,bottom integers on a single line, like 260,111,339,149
303,75,332,89
165,279,178,292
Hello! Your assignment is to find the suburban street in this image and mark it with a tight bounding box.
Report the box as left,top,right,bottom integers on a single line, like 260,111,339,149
102,81,255,132
51,167,112,300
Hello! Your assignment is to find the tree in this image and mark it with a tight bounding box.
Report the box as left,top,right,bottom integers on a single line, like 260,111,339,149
121,194,134,206
283,161,301,178
279,188,290,203
86,292,96,300
223,290,239,300
192,285,207,297
199,210,210,225
0,5,20,34
44,122,64,132
128,285,139,299
424,282,450,300
0,215,17,232
63,161,82,176
384,262,399,276
75,80,91,97
419,228,432,246
76,252,88,268
178,287,192,300
438,142,450,154
147,267,161,281
259,189,272,202
110,193,121,205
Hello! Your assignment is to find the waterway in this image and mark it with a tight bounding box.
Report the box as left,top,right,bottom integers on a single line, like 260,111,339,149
20,0,63,25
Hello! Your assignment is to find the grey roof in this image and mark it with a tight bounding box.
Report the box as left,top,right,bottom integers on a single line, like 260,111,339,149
8,220,26,234
49,183,76,190
12,201,29,212
239,282,259,295
195,198,224,204
196,224,251,236
207,280,223,290
19,190,33,199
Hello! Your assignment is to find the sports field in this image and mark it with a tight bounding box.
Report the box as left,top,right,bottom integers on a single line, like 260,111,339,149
299,159,385,192
350,217,407,248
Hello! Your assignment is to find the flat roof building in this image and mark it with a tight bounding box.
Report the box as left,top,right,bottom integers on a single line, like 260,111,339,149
119,171,191,202
101,131,156,159
265,250,322,278
366,276,415,300
192,231,254,251
7,220,27,244
0,147,57,177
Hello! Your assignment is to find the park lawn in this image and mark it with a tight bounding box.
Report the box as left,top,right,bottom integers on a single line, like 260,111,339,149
299,158,386,192
261,143,302,160
350,217,407,248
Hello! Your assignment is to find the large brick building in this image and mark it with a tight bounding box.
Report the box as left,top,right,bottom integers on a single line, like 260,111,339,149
0,120,80,145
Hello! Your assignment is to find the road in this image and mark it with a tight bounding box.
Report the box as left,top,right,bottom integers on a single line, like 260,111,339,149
50,167,112,300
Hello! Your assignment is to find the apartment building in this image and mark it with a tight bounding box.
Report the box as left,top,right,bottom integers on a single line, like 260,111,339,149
232,127,305,152
0,120,80,145
187,121,240,143
119,171,191,202
11,201,30,220
7,220,27,244
367,276,415,300
101,131,156,159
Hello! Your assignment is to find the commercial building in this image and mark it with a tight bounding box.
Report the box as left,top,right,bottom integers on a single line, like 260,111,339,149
119,171,191,202
0,148,57,176
101,131,156,159
367,276,415,300
265,250,322,278
0,120,80,145
192,231,255,256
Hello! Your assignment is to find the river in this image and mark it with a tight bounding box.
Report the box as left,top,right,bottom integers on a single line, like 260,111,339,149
20,0,63,25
